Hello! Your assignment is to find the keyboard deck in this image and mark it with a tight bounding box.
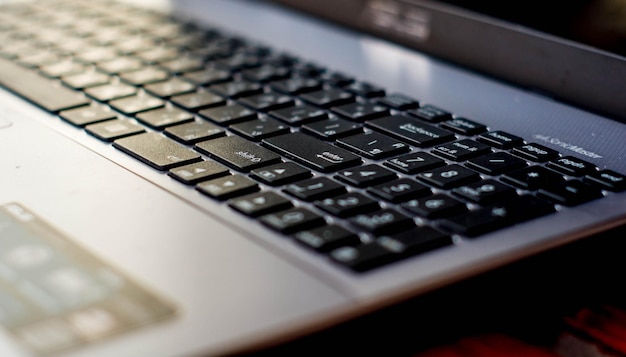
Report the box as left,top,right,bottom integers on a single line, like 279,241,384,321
1,0,625,273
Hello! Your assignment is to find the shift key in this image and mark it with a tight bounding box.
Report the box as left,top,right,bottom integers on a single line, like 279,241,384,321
262,132,361,172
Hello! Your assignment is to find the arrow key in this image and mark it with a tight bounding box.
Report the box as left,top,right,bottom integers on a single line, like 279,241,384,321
335,164,397,188
168,160,230,185
228,191,293,217
196,174,259,200
250,162,312,186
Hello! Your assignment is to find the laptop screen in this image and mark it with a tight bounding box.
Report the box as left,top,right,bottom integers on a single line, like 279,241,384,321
265,0,626,123
440,0,626,58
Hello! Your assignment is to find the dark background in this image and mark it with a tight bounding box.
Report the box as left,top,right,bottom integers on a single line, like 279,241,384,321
441,0,626,57
247,223,626,355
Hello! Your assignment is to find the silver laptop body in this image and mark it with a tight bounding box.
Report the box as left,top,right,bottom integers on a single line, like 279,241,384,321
1,0,625,356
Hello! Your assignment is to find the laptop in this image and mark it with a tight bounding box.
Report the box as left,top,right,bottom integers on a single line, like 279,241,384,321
1,0,625,355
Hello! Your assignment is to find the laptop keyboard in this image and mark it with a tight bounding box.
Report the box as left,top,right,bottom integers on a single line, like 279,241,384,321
1,0,625,273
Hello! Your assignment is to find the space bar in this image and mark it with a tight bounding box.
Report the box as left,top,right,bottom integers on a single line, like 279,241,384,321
0,57,90,112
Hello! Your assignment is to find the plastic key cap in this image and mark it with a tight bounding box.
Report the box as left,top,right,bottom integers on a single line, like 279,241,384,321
262,132,361,172
0,56,89,112
196,174,259,200
260,207,326,234
195,135,281,172
113,132,202,170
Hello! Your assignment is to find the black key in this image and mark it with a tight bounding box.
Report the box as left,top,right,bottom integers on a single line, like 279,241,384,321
262,132,361,173
417,164,480,189
584,170,626,192
367,178,431,203
270,77,322,95
164,121,225,144
431,139,491,161
198,103,257,125
441,196,555,236
260,207,325,234
294,225,360,253
270,104,328,125
537,180,604,206
499,195,556,223
109,94,165,115
59,104,116,127
283,177,346,201
350,208,415,236
85,119,145,142
367,115,456,148
0,56,89,112
135,106,194,129
336,131,409,159
452,179,517,205
331,102,390,122
144,77,196,98
119,67,170,86
501,165,565,190
113,132,202,170
465,152,527,175
320,71,354,87
182,68,231,86
315,192,379,218
512,143,559,162
230,117,290,141
384,152,446,174
335,164,397,188
197,174,259,200
406,104,452,123
401,194,468,219
195,135,281,171
291,62,325,77
477,131,524,149
546,156,596,177
330,242,398,272
439,205,514,237
190,43,233,60
300,88,354,108
377,93,419,110
344,81,385,98
440,117,487,135
240,64,290,83
250,162,312,186
85,83,138,102
228,191,293,217
214,54,261,71
171,91,226,111
377,227,453,257
301,117,362,140
210,80,263,98
237,91,294,112
168,160,230,185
